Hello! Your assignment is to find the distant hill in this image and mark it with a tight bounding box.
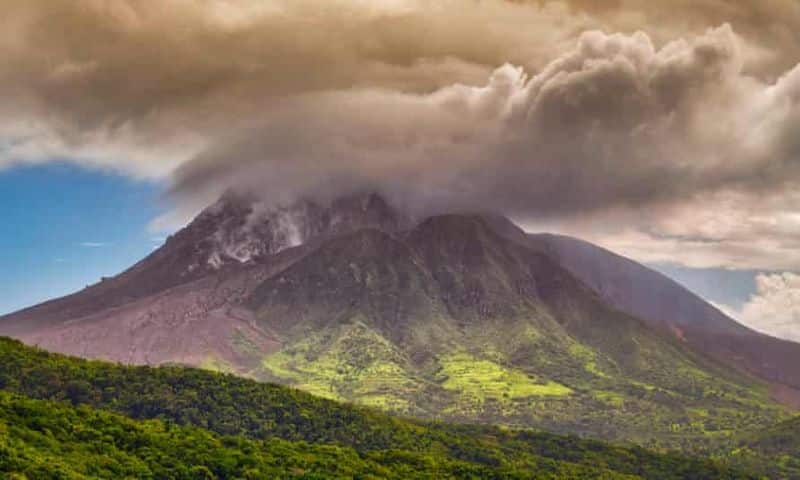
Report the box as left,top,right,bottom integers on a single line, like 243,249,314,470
0,337,758,479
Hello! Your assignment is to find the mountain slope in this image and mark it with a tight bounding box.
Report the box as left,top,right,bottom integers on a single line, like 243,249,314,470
525,233,800,398
0,337,759,479
718,415,800,478
0,193,793,449
0,192,405,336
249,216,787,446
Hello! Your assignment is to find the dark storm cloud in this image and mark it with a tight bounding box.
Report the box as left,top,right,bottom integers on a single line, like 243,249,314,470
0,0,590,174
2,0,799,173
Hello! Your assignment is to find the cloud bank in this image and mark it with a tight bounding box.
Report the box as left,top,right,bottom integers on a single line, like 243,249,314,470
172,25,800,211
3,0,800,270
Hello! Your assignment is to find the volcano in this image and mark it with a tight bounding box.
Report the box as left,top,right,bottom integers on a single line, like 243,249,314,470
0,192,796,444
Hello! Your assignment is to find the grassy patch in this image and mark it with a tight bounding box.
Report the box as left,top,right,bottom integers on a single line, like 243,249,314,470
594,391,625,408
260,320,421,409
439,352,572,402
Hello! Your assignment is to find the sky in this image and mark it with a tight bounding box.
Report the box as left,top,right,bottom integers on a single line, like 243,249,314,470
0,163,167,314
1,0,800,341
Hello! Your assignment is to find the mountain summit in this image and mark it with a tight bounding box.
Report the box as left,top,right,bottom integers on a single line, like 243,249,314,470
0,192,796,445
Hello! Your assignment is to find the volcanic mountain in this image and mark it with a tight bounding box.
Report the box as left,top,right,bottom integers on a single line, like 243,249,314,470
0,192,797,445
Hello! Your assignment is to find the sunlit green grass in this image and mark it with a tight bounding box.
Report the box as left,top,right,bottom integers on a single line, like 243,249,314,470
439,352,572,401
261,320,421,407
247,311,787,450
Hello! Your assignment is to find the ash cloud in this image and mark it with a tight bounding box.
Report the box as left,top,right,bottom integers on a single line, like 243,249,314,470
4,0,800,269
2,0,800,177
0,0,590,176
171,25,800,222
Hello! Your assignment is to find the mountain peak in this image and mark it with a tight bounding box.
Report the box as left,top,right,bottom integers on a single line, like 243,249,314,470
174,190,408,272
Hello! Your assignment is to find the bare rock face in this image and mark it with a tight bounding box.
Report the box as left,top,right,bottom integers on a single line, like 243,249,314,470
191,190,408,271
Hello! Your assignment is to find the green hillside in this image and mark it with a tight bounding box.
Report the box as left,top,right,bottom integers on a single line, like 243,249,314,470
242,221,787,449
0,391,635,479
713,416,800,478
0,337,757,479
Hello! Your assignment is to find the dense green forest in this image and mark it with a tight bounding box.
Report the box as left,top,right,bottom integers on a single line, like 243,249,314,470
716,416,800,478
0,390,643,479
0,337,763,479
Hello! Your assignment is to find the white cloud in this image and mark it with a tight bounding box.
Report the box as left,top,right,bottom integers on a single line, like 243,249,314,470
713,273,800,342
79,242,109,248
709,300,740,320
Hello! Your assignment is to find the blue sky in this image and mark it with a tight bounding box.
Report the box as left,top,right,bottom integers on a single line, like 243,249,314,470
648,264,759,311
0,164,169,315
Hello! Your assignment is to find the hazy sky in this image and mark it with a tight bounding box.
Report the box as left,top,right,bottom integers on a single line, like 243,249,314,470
1,0,800,340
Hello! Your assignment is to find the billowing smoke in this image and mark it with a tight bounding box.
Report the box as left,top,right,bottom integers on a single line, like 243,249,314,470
171,25,800,222
3,0,799,177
